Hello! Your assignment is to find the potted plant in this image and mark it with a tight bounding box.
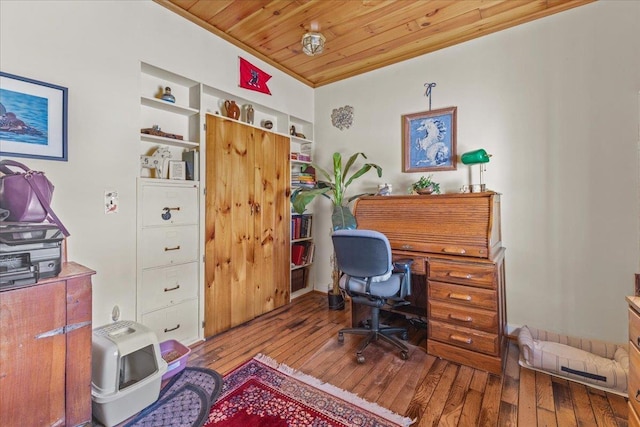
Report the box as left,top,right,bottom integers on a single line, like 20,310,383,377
291,152,382,309
409,175,441,195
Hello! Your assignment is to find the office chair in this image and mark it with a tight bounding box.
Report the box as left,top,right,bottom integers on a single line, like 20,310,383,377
332,229,413,363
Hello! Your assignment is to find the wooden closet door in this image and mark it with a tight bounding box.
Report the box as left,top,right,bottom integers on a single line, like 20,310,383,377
204,115,290,337
205,115,255,336
252,129,290,316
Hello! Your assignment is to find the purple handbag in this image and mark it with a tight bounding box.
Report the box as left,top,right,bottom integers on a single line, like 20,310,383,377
0,159,70,236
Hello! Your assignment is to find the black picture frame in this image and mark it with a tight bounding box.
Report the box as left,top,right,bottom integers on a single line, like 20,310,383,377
0,71,68,161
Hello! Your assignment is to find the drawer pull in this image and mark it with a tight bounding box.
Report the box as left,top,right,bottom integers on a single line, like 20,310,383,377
449,314,473,322
164,324,181,333
402,244,413,250
450,334,472,344
442,247,466,254
161,207,181,221
637,336,640,347
164,284,181,292
448,293,472,301
636,390,640,402
165,245,181,252
449,271,472,279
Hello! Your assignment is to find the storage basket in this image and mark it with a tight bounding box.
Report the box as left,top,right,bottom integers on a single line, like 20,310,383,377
160,339,191,381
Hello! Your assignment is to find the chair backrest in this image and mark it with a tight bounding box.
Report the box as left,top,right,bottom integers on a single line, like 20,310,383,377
331,229,393,279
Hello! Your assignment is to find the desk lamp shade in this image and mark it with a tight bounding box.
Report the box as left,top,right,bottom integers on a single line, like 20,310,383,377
461,149,490,165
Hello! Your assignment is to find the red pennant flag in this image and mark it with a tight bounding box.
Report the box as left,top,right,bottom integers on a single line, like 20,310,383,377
239,57,272,95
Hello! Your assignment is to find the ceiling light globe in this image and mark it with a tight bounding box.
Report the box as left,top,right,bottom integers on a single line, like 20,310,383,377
301,32,325,56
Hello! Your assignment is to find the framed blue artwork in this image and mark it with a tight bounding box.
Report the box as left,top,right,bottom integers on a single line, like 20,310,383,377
402,106,457,172
0,71,68,161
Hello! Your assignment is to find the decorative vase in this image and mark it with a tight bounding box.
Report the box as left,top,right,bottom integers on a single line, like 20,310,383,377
161,87,175,103
224,100,240,120
246,104,254,125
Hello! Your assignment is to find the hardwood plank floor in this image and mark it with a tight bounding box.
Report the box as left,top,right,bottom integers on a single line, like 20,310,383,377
189,292,628,426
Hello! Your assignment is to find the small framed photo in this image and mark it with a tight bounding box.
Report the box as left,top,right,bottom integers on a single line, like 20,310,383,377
402,106,457,172
0,71,68,161
168,160,186,180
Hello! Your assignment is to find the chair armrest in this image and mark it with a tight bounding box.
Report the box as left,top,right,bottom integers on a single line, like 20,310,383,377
392,259,413,298
393,258,414,273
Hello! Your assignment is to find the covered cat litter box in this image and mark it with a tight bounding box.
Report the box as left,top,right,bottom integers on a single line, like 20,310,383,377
91,321,168,427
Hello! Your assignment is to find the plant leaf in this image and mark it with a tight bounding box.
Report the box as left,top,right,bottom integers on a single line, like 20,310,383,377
291,187,330,214
331,205,357,230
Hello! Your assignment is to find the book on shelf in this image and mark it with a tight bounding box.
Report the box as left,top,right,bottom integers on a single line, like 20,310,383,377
291,243,305,265
182,149,199,181
303,242,315,264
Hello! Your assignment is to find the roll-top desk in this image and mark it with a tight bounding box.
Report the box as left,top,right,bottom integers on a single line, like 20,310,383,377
354,192,507,375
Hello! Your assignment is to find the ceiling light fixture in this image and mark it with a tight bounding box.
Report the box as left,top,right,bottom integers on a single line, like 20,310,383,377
301,31,325,56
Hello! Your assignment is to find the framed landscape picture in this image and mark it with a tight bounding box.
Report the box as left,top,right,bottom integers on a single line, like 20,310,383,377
0,72,68,161
402,106,457,172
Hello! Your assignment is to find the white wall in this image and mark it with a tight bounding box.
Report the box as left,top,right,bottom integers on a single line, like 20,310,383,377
0,1,313,327
313,0,640,343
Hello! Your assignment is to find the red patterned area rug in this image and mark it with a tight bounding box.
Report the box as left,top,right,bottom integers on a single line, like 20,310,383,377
203,354,414,427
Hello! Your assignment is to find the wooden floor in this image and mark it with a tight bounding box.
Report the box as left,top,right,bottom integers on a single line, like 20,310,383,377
189,291,629,426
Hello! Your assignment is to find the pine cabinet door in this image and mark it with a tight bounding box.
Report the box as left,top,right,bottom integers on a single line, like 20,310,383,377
0,282,67,426
205,115,290,337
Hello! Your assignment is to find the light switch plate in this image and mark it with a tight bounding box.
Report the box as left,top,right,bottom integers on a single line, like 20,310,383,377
105,190,119,214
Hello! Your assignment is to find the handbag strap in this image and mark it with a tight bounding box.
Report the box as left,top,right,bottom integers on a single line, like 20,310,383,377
0,159,31,175
24,173,70,237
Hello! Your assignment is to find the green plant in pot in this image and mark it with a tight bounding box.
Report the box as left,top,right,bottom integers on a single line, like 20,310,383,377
291,152,382,309
409,174,441,195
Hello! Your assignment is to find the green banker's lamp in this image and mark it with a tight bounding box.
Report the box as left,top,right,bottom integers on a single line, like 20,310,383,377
460,149,491,192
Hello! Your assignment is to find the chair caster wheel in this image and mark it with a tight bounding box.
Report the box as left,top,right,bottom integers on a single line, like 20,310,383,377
357,355,365,364
401,332,408,340
338,333,344,343
400,351,409,360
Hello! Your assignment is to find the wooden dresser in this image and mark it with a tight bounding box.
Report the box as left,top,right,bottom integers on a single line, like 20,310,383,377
354,192,507,375
627,296,640,426
0,262,95,427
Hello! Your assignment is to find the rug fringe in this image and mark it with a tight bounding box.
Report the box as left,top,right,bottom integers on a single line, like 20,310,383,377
253,353,415,427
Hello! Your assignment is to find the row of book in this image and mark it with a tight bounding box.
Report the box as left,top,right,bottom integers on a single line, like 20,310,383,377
291,241,315,266
291,214,312,240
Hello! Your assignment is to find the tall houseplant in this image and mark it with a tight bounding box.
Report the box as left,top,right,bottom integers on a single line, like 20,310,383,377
291,152,382,304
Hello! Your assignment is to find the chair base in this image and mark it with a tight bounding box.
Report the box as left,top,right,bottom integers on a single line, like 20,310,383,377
338,324,409,364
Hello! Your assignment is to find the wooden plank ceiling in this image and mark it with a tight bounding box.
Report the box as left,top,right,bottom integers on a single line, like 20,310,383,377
155,0,595,88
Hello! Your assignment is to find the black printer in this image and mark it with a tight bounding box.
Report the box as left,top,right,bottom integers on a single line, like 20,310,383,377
0,222,64,291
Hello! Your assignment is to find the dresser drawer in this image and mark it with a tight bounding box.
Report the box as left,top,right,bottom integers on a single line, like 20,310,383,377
141,183,198,227
630,307,640,350
630,402,640,427
429,259,495,289
140,263,198,313
428,300,498,331
140,225,198,269
429,320,499,355
142,299,199,345
630,343,640,417
428,281,497,310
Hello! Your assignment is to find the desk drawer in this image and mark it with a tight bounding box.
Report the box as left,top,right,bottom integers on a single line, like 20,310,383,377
393,255,426,275
429,281,497,310
429,319,498,355
428,300,498,331
429,259,495,289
